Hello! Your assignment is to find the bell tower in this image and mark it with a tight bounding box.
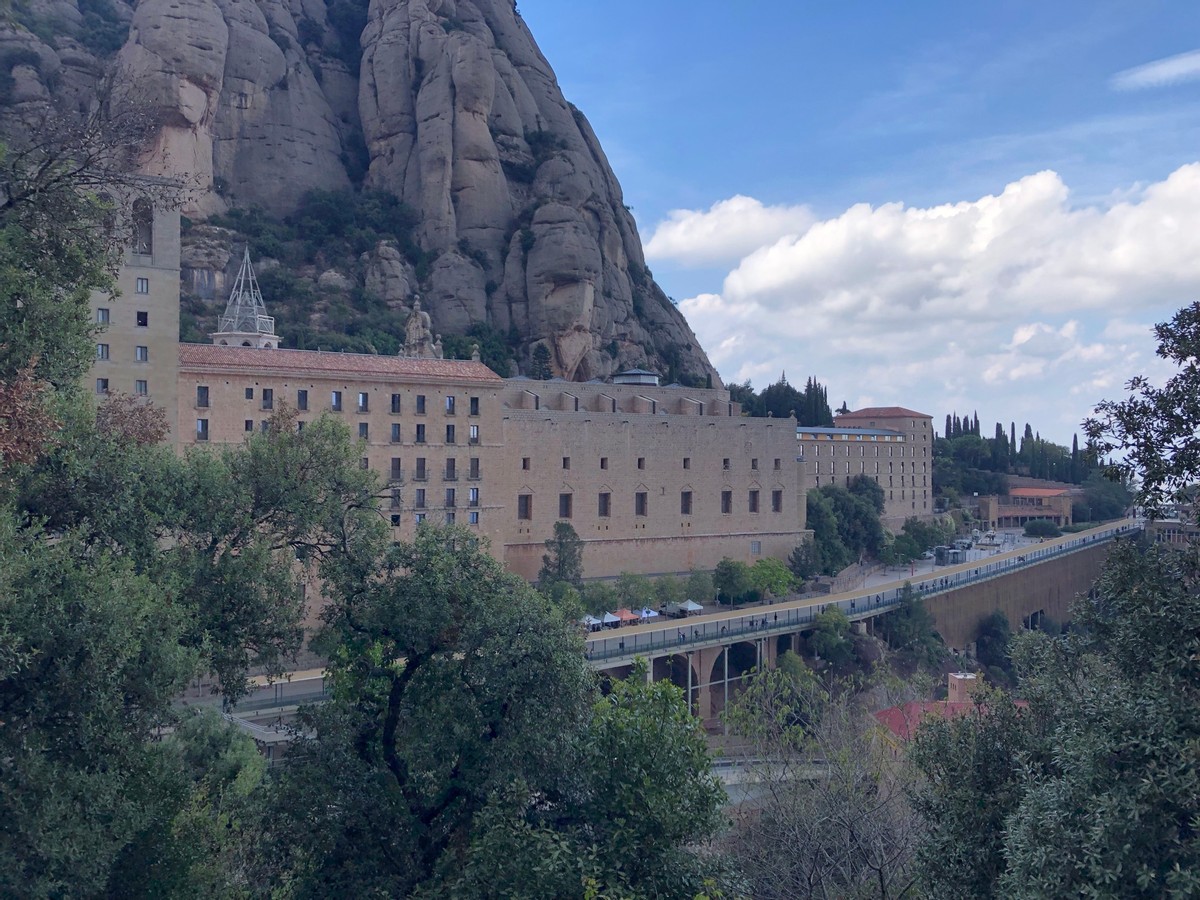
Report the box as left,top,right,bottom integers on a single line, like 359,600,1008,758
210,248,281,349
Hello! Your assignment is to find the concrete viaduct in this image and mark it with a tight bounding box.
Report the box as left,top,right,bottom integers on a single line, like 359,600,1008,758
584,521,1141,722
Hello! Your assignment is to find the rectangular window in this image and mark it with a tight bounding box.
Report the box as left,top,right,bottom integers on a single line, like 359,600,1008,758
752,458,759,470
415,512,427,524
95,378,109,394
722,458,730,470
445,458,456,480
391,514,402,526
135,277,149,294
518,494,533,520
469,396,480,416
296,421,306,432
415,458,427,480
469,487,480,507
416,394,426,414
683,457,691,469
635,492,648,517
637,457,645,470
331,391,342,412
390,488,402,510
136,310,148,326
445,488,456,508
196,419,209,442
721,490,733,514
391,423,401,443
390,458,402,480
445,396,456,415
751,540,762,556
774,458,782,470
598,492,611,518
749,490,760,513
522,457,530,471
297,389,308,411
600,457,608,470
96,343,109,360
357,392,369,413
469,511,480,525
134,380,148,396
469,424,479,444
559,493,573,518
359,456,368,468
469,457,480,480
391,393,402,414
135,345,149,362
96,308,109,325
772,490,783,513
562,456,571,470
445,424,455,444
415,424,426,444
246,388,254,400
681,491,693,515
262,421,270,434
193,386,209,408
445,512,455,524
262,388,274,410
244,420,254,432
358,423,369,439
415,489,426,509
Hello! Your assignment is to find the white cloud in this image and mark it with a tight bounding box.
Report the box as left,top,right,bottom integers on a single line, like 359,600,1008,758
1111,49,1200,91
673,165,1200,443
645,195,815,267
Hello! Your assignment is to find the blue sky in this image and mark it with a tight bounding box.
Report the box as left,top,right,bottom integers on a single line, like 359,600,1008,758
519,0,1200,444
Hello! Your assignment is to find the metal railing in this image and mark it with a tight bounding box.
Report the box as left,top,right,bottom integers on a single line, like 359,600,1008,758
583,522,1141,665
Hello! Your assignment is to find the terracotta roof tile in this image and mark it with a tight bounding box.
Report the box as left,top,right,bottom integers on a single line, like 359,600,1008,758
1009,487,1070,498
178,344,503,384
837,406,932,420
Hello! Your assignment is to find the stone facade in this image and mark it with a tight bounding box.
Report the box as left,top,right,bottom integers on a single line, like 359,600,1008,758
798,406,935,530
494,379,806,580
87,198,182,436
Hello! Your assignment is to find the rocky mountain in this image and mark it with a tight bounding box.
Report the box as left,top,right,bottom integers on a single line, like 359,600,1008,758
2,0,718,383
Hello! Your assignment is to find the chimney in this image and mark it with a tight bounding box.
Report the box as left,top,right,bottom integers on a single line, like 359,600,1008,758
947,672,979,704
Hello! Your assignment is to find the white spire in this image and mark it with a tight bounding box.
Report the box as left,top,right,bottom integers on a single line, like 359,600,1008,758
210,247,281,348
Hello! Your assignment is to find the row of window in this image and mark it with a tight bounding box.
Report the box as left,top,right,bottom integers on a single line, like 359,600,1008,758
96,379,148,396
404,487,481,509
519,488,787,521
96,344,150,362
96,306,150,326
404,511,481,526
526,455,786,473
387,457,482,481
197,387,481,418
813,461,928,475
807,443,926,457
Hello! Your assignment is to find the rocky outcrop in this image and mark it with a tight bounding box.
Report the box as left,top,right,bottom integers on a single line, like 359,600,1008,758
1,0,718,383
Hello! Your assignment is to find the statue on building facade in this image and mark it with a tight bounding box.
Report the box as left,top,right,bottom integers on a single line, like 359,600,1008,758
400,299,443,359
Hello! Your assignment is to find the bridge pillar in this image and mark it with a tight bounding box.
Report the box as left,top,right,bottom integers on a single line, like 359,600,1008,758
694,645,726,725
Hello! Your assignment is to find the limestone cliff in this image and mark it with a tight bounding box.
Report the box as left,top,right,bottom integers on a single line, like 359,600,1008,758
1,0,717,383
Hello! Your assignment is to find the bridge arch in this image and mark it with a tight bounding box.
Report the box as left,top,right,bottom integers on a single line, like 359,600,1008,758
707,641,760,720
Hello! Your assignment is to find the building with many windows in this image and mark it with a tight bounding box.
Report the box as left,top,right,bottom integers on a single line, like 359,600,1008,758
797,406,935,529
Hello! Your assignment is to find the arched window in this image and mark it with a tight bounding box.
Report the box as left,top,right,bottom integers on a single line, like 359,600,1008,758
132,199,153,255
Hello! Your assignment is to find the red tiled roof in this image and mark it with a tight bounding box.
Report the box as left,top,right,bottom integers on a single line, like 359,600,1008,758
836,406,931,420
873,701,977,742
1009,487,1069,498
178,344,503,384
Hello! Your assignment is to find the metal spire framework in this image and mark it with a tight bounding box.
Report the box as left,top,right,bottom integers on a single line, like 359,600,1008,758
210,247,280,348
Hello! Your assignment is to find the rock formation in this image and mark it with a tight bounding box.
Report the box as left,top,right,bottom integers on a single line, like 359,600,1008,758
0,0,718,383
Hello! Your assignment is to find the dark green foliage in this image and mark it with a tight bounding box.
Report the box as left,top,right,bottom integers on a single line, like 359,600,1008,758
1022,518,1061,538
727,374,834,424
440,323,515,376
911,540,1200,896
974,610,1013,684
524,128,566,164
877,585,944,667
713,557,755,604
76,0,130,57
538,521,583,589
1072,468,1132,522
848,473,885,514
530,343,553,379
788,538,821,581
809,607,854,666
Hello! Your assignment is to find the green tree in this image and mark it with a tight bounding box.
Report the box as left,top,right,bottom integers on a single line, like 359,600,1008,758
654,573,687,607
805,489,852,574
537,520,584,590
530,343,553,380
848,472,885,514
749,556,795,598
713,557,754,604
877,585,944,668
615,571,654,608
686,568,714,604
974,610,1013,684
259,527,726,896
809,607,854,666
798,376,835,426
787,537,822,582
1023,517,1061,538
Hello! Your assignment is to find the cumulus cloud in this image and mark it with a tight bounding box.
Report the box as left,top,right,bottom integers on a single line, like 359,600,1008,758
672,165,1200,442
1112,49,1200,91
645,195,815,267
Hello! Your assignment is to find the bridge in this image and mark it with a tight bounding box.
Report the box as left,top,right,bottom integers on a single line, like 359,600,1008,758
216,521,1139,735
584,521,1140,723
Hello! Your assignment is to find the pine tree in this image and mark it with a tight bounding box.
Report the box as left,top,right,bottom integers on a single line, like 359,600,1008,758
530,344,553,380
